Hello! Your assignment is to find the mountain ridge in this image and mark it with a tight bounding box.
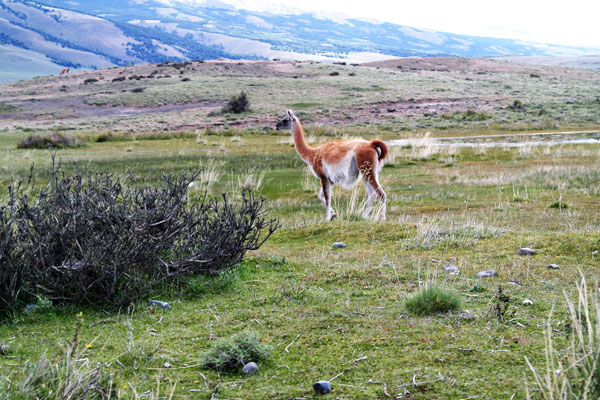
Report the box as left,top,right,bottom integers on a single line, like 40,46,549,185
0,0,598,84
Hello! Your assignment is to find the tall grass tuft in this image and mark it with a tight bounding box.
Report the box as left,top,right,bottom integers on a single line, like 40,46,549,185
201,331,270,373
0,318,114,399
526,272,600,399
405,285,462,316
405,216,506,249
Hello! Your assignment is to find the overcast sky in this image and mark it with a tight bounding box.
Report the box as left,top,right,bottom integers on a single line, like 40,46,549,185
209,0,600,49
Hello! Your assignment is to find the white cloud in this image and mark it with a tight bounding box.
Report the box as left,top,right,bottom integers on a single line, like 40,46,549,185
182,0,600,49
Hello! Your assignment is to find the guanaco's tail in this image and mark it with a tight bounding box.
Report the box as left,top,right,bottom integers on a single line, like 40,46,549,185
371,140,388,161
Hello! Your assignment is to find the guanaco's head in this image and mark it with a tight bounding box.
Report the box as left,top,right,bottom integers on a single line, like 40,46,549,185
275,109,297,131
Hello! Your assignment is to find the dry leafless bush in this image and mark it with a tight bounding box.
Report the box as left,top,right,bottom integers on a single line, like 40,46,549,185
0,158,278,314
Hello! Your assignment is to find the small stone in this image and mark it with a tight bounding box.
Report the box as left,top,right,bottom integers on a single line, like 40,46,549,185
518,248,536,256
332,242,346,249
476,270,497,278
148,300,170,310
522,299,533,306
548,264,560,269
458,310,475,320
0,344,8,355
242,362,259,375
163,362,171,368
313,381,331,395
443,264,459,274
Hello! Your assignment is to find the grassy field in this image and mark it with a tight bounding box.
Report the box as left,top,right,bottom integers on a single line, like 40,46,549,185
0,58,599,399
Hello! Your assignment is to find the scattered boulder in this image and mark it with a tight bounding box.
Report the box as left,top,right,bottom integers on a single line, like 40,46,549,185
547,264,560,269
313,381,332,395
476,270,497,278
242,362,259,375
518,248,536,256
332,242,346,249
148,300,171,310
522,299,533,306
443,264,459,274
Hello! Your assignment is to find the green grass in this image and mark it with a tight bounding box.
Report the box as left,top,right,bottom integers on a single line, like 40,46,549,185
0,59,599,399
405,286,462,316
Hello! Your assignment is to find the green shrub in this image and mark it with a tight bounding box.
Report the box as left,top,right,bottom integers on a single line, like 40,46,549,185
405,285,461,316
201,331,270,372
223,91,250,114
17,133,81,149
509,99,524,111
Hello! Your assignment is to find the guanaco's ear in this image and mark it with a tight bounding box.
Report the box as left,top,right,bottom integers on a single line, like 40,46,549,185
287,109,295,119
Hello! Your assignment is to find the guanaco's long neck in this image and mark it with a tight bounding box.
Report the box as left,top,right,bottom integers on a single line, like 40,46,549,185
291,119,314,160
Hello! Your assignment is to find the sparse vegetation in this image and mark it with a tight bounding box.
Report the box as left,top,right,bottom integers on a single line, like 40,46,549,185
17,133,81,149
549,200,569,209
0,318,114,399
490,286,515,322
526,273,600,399
404,217,506,249
0,58,599,399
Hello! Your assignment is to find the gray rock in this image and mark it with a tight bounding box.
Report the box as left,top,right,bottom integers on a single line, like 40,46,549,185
313,381,331,394
443,264,459,273
548,264,561,269
522,298,533,306
148,300,170,310
163,362,171,368
476,270,497,278
0,344,8,355
518,247,536,256
458,310,475,320
332,242,346,249
242,362,259,375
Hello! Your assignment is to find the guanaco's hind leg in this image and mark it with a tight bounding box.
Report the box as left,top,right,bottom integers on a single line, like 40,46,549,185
319,177,336,221
356,153,386,220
